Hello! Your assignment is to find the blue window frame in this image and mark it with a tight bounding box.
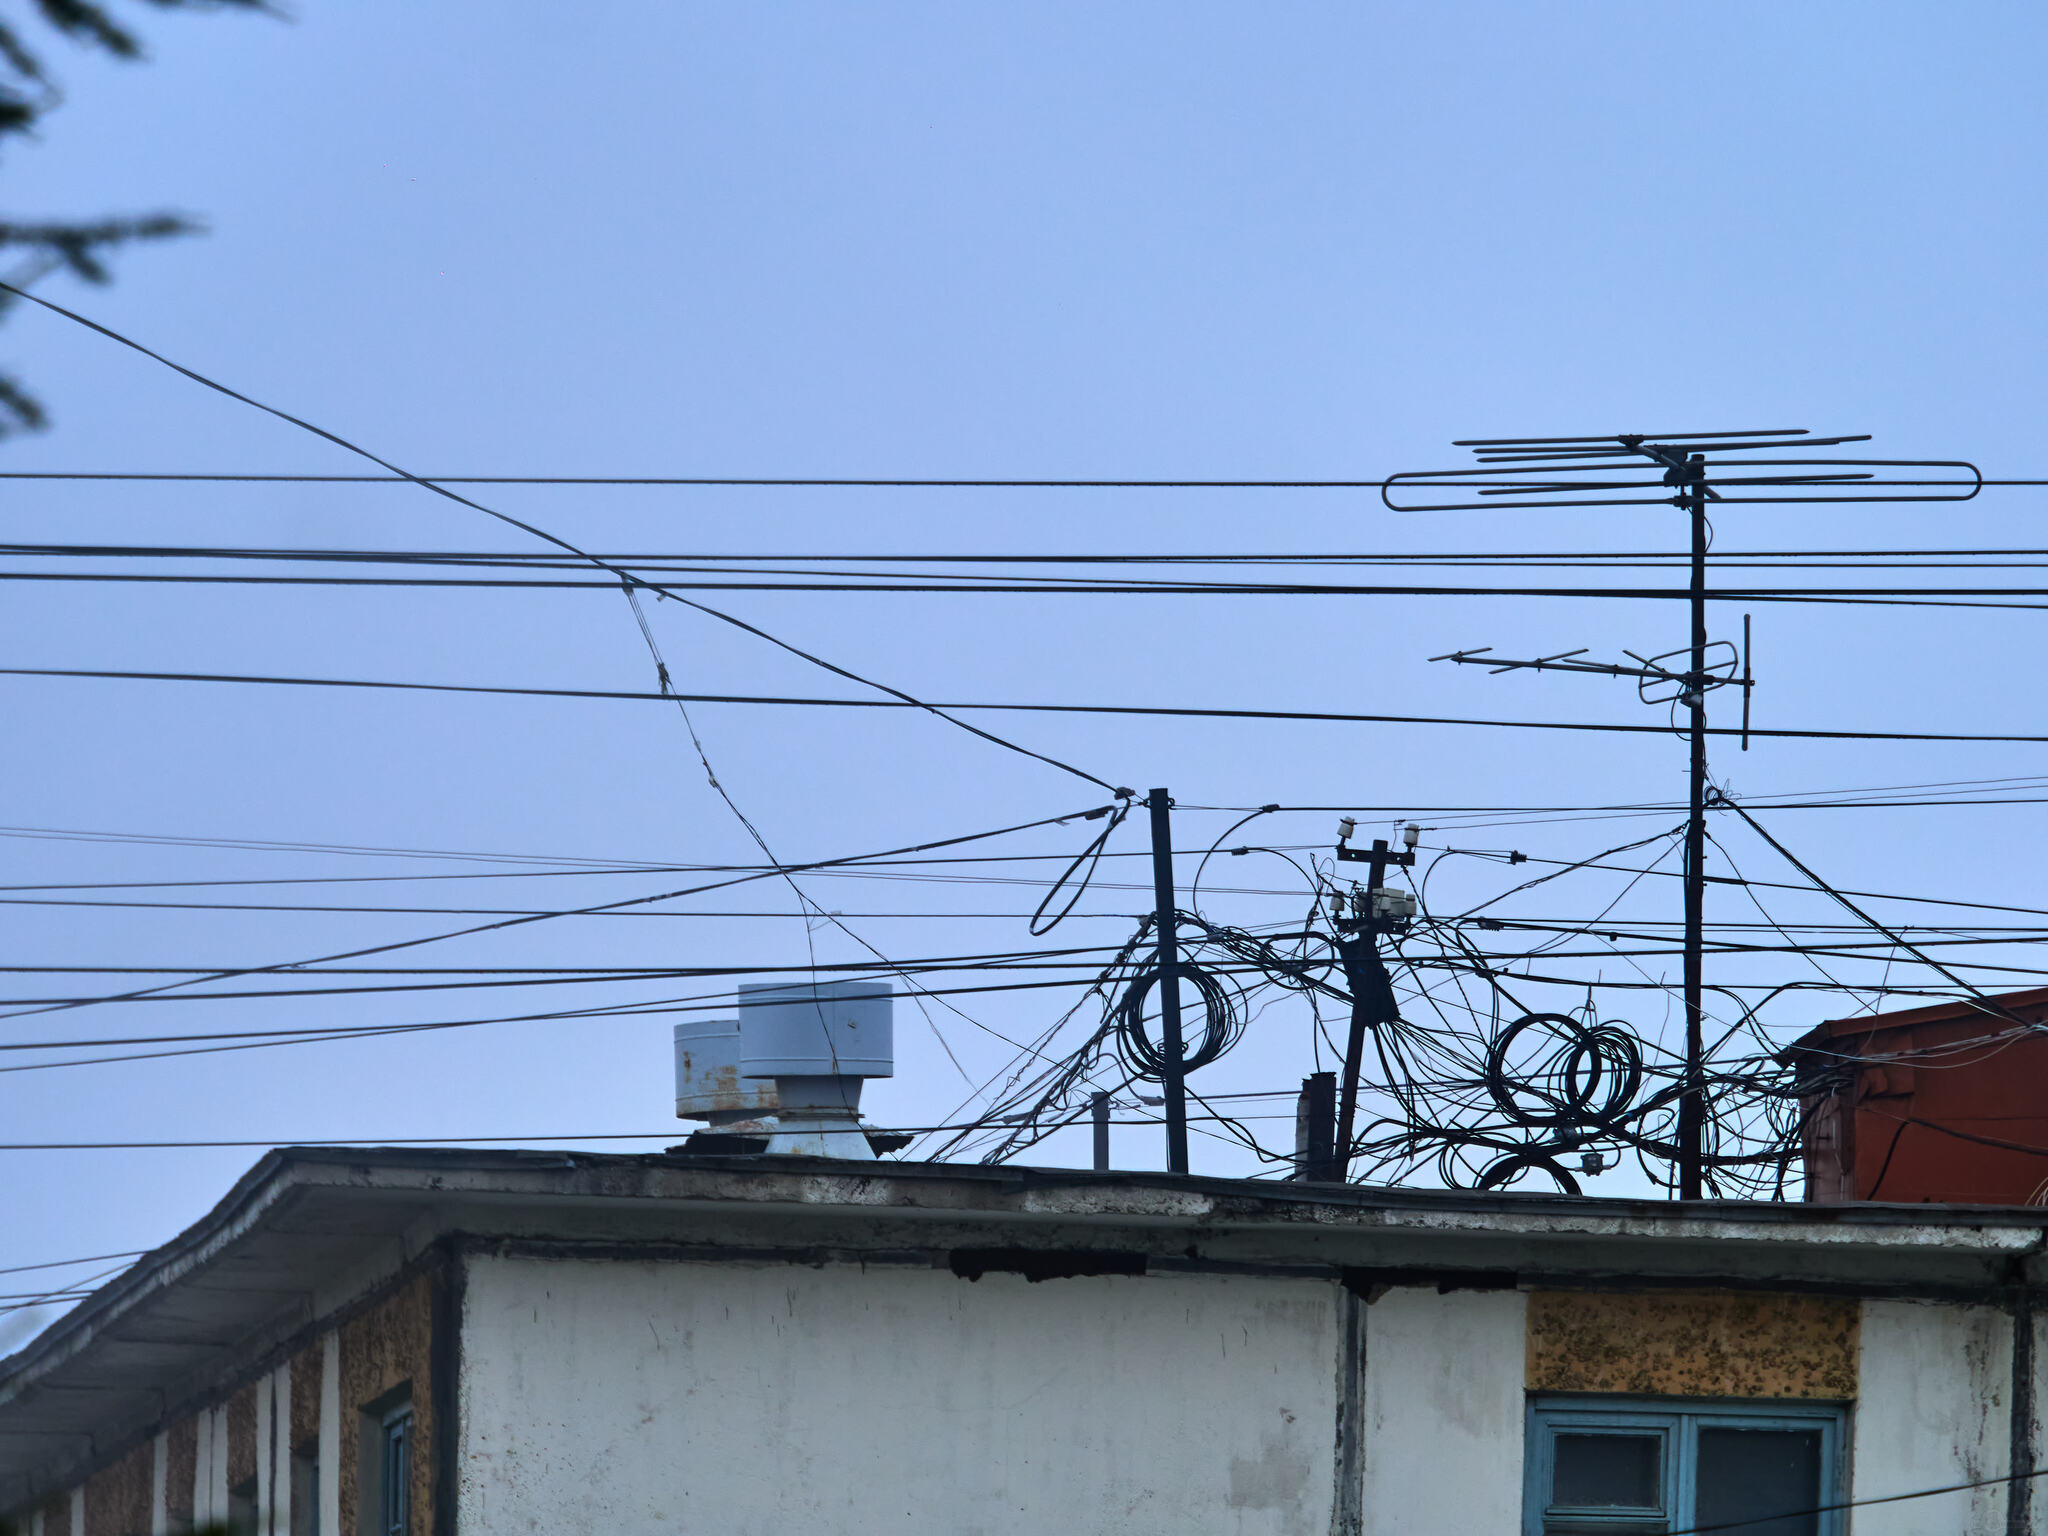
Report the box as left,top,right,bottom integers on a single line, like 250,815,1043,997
379,1404,412,1536
1525,1397,1845,1536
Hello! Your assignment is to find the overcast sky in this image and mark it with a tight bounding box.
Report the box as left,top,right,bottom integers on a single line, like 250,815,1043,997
5,3,2047,1342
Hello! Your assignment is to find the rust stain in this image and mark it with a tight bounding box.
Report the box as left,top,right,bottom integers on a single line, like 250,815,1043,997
1527,1289,1859,1400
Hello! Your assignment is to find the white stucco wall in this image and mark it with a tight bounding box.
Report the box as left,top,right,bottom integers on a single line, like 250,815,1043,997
2033,1306,2048,1536
1855,1298,2013,1536
1358,1286,1527,1536
458,1254,1340,1536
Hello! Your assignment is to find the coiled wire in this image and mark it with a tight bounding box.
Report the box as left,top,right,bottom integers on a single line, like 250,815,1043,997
1116,959,1243,1079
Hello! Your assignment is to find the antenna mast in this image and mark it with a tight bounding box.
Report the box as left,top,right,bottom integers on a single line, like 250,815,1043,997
1389,429,1979,1198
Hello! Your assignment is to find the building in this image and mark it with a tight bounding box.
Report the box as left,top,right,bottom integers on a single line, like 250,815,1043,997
3,1147,2044,1535
1793,985,2048,1204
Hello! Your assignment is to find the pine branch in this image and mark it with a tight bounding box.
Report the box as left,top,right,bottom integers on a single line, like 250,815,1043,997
0,373,48,436
31,0,141,59
0,211,196,281
0,1,266,433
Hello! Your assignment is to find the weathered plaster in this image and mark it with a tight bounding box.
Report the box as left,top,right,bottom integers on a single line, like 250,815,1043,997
1855,1298,2011,1536
1526,1289,1859,1400
1359,1287,1527,1536
318,1332,341,1536
459,1253,1337,1536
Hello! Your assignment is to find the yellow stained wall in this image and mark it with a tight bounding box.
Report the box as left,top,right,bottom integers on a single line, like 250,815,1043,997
1527,1289,1860,1400
78,1441,149,1536
337,1270,436,1536
13,1264,441,1536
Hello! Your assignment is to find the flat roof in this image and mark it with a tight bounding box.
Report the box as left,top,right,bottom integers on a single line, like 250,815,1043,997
7,1146,2048,1508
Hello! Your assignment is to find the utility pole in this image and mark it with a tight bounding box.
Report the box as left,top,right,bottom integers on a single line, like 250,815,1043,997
1332,830,1415,1180
1677,458,1709,1200
1146,788,1190,1175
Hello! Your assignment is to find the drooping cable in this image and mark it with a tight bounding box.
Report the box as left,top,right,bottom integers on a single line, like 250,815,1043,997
0,280,1124,795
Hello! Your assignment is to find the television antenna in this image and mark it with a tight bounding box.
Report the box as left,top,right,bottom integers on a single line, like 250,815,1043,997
1387,429,1980,1199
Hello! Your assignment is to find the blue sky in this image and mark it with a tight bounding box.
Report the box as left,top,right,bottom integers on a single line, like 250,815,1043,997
4,3,2047,1339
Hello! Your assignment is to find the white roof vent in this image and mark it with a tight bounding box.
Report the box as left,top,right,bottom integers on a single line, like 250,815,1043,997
672,1016,778,1125
739,980,892,1158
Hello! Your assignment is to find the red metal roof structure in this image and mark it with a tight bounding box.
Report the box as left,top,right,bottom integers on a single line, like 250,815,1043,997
1789,986,2048,1204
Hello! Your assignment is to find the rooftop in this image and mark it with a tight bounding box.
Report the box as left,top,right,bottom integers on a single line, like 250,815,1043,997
7,1147,2048,1503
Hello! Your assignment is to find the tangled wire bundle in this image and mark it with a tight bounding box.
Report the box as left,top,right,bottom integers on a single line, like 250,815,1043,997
1483,1011,1645,1131
1115,959,1244,1080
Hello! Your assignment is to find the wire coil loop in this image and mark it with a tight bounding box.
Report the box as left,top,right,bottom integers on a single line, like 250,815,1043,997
1115,960,1242,1080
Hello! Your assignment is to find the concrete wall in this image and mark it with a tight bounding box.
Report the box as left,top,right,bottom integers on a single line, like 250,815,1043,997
1359,1287,1527,1536
18,1251,2046,1536
457,1254,1342,1536
1854,1298,2013,1536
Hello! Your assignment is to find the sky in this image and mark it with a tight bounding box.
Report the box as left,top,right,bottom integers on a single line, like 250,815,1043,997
4,2,2048,1342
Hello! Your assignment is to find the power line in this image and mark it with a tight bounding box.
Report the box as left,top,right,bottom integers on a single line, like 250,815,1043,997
0,281,1124,796
0,1111,1277,1149
0,948,1131,1008
13,662,2048,744
11,566,2048,610
3,470,2047,487
20,539,2048,567
0,898,1141,918
0,803,1115,1024
0,821,682,869
0,970,1197,1074
0,1250,146,1277
5,772,2033,880
1662,1462,2048,1536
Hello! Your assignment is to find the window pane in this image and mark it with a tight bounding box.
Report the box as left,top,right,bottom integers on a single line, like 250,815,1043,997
1554,1432,1662,1509
382,1411,412,1536
1694,1427,1822,1536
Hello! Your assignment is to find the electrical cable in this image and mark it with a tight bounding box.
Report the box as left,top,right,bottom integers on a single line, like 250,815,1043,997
26,538,2048,568
0,1250,146,1278
5,470,2048,486
13,663,2048,744
0,804,1116,1024
15,565,2048,609
0,281,1125,796
1713,792,2039,1033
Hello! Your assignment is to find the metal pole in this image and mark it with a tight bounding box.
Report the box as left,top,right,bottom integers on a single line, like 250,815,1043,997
1332,840,1393,1183
1091,1090,1111,1172
1333,960,1368,1183
1146,788,1190,1175
1679,479,1708,1200
1298,1072,1337,1182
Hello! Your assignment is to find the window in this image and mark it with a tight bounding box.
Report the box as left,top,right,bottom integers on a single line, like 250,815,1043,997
1526,1399,1844,1536
290,1446,320,1536
356,1386,413,1536
378,1404,412,1536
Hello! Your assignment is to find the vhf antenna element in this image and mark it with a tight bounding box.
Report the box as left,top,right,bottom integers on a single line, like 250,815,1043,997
1386,429,1980,1201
